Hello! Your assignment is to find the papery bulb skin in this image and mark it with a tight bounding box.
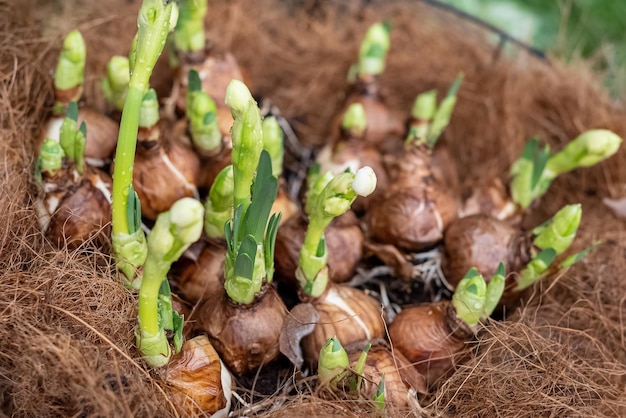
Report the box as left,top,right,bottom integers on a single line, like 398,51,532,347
442,214,531,288
302,284,385,364
174,239,226,304
41,108,119,166
460,178,520,222
388,302,473,385
271,184,299,225
174,49,249,116
274,212,364,287
346,341,427,411
164,335,232,417
195,285,287,376
332,75,404,151
132,121,200,220
40,164,112,249
367,184,458,252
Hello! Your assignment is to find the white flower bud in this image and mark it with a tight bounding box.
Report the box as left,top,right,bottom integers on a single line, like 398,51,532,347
225,79,253,116
170,197,204,244
352,166,377,197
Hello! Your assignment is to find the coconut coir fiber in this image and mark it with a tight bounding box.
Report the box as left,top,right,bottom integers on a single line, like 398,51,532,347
1,0,625,417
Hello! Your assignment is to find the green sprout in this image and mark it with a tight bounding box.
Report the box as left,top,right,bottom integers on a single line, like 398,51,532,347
173,0,207,53
111,0,175,284
510,130,622,209
405,73,463,149
349,342,371,393
53,30,86,114
136,197,204,367
262,116,284,178
36,139,65,182
342,103,367,137
372,374,386,412
186,69,222,155
58,102,86,175
318,337,349,388
452,265,506,327
356,22,391,78
101,56,130,111
515,204,582,291
222,80,281,304
204,165,234,238
298,167,376,297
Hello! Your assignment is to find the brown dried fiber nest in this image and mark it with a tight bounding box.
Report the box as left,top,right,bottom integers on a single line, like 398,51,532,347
1,0,625,416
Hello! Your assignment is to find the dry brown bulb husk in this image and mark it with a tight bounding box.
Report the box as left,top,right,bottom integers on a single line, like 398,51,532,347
344,340,427,412
274,211,364,287
173,48,248,118
272,180,300,225
130,91,200,220
301,283,385,365
367,145,459,252
37,141,113,249
41,108,119,168
194,284,287,376
459,177,522,223
173,238,227,304
441,214,530,290
164,335,232,418
388,301,474,386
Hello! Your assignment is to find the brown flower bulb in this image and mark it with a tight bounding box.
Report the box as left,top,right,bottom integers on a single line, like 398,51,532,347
131,120,200,220
40,108,118,167
367,145,459,251
442,214,531,289
346,341,427,411
459,178,521,222
274,212,364,287
194,285,287,376
302,284,385,364
174,239,226,304
332,74,404,151
164,335,232,417
388,301,473,385
38,163,112,249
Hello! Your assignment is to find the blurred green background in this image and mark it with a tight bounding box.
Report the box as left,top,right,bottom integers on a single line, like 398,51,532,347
439,0,626,93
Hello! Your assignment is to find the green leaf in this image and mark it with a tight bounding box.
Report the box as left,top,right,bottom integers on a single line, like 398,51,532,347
463,267,481,279
158,278,173,331
264,212,282,280
381,20,392,34
242,151,278,242
365,43,386,59
521,137,540,161
531,144,550,190
126,186,142,235
79,121,87,136
67,101,79,121
172,312,184,354
495,261,506,277
559,241,600,268
234,235,257,280
224,219,234,252
203,110,216,125
188,69,201,92
535,247,557,266
315,236,326,257
232,204,244,248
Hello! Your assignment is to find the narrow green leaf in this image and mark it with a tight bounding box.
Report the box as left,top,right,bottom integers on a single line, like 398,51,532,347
242,151,278,242
203,110,216,125
79,121,87,136
535,247,557,266
264,212,282,280
234,235,257,280
463,267,481,279
67,101,79,121
126,186,142,235
172,312,184,354
188,69,201,93
521,137,540,161
531,144,550,190
232,204,244,247
559,241,600,268
495,261,506,277
315,236,326,257
158,279,173,331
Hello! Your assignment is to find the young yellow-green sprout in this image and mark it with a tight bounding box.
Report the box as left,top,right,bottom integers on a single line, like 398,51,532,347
297,166,377,297
222,80,281,305
515,204,582,291
262,116,284,178
353,22,391,79
173,0,207,53
510,130,622,208
349,342,371,393
186,69,222,155
37,139,65,179
111,0,175,284
204,165,234,238
101,56,130,111
405,73,463,149
137,197,204,367
58,102,86,175
318,336,349,389
452,265,506,327
372,374,386,412
53,30,86,114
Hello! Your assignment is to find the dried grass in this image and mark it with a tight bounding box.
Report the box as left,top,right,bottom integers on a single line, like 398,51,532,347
1,0,625,416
